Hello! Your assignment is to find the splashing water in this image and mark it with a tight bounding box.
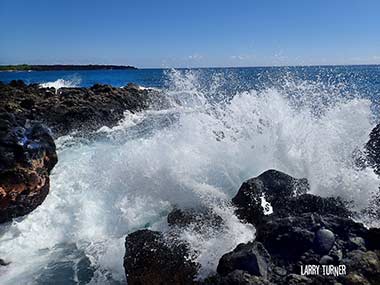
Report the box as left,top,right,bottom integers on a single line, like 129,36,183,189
40,77,81,91
0,69,379,284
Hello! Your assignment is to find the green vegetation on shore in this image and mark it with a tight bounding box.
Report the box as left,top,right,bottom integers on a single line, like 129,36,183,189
0,64,137,71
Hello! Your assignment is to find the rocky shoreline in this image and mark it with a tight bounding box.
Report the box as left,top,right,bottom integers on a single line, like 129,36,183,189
0,80,380,284
0,80,160,137
0,80,164,224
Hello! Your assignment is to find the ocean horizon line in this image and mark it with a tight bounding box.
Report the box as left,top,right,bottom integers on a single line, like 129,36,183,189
0,62,379,71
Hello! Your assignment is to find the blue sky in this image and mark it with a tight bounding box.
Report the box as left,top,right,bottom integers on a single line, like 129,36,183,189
1,0,379,68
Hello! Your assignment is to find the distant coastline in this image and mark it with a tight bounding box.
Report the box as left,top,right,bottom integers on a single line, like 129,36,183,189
0,64,137,71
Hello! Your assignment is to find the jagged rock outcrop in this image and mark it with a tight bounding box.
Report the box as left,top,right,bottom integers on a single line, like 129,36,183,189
124,169,380,285
217,241,270,279
365,123,380,175
217,170,380,285
232,169,350,226
0,113,57,223
124,229,199,285
0,80,159,137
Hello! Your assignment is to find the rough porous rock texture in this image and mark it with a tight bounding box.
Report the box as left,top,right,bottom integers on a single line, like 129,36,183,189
124,229,199,285
217,241,271,279
0,80,159,137
0,113,57,223
167,207,224,232
124,169,380,284
365,123,380,175
232,169,350,226
219,170,380,285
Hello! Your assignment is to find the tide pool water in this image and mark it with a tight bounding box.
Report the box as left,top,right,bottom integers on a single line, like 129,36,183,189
0,66,379,284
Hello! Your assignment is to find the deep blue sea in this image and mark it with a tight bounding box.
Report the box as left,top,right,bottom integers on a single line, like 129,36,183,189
1,65,380,284
1,65,379,97
2,65,380,114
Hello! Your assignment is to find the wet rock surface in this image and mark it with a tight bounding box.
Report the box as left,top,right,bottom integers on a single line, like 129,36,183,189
0,80,158,137
0,112,57,223
220,170,380,284
217,241,270,279
313,229,335,254
232,169,350,226
124,169,380,284
365,123,380,175
124,229,199,285
167,207,224,231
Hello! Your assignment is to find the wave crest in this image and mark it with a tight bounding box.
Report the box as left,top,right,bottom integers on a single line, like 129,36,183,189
39,78,81,90
0,69,378,284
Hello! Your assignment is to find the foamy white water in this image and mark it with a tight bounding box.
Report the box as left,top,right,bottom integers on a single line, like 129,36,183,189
0,69,378,284
40,78,81,90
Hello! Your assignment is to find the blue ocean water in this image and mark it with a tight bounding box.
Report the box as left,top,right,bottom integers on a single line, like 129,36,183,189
0,65,380,113
1,65,379,98
0,65,380,284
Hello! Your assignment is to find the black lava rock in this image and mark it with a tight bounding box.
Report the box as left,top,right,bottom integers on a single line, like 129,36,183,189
0,113,57,223
0,81,161,137
167,207,223,231
217,242,270,279
124,229,199,285
365,123,380,175
232,169,309,226
313,229,335,254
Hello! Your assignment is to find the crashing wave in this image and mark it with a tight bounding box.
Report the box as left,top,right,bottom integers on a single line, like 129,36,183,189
0,69,378,284
39,78,80,91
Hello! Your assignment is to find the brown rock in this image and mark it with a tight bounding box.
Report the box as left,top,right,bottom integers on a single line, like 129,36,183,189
0,113,57,223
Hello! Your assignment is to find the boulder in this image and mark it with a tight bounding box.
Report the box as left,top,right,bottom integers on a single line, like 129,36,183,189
232,169,349,227
0,113,57,223
232,169,309,226
217,242,270,279
313,229,335,254
124,229,199,285
255,214,315,260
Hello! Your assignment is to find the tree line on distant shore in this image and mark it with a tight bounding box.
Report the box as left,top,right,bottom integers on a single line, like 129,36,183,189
0,64,137,71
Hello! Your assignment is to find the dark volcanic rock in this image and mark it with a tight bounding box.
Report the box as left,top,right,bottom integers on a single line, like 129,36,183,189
342,250,380,285
216,270,273,285
365,123,380,174
0,113,57,223
167,207,223,231
0,81,157,137
217,242,270,279
215,169,380,285
255,215,315,260
124,169,380,285
313,229,335,254
124,229,199,285
366,228,380,250
232,169,308,226
232,169,350,227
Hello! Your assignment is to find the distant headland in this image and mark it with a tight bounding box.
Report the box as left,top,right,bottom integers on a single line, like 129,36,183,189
0,64,137,71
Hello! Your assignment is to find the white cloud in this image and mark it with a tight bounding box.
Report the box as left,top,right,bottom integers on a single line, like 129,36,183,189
230,54,255,61
188,54,203,60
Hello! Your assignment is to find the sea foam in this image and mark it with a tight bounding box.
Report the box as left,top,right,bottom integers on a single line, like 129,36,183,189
40,78,81,90
0,69,378,284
